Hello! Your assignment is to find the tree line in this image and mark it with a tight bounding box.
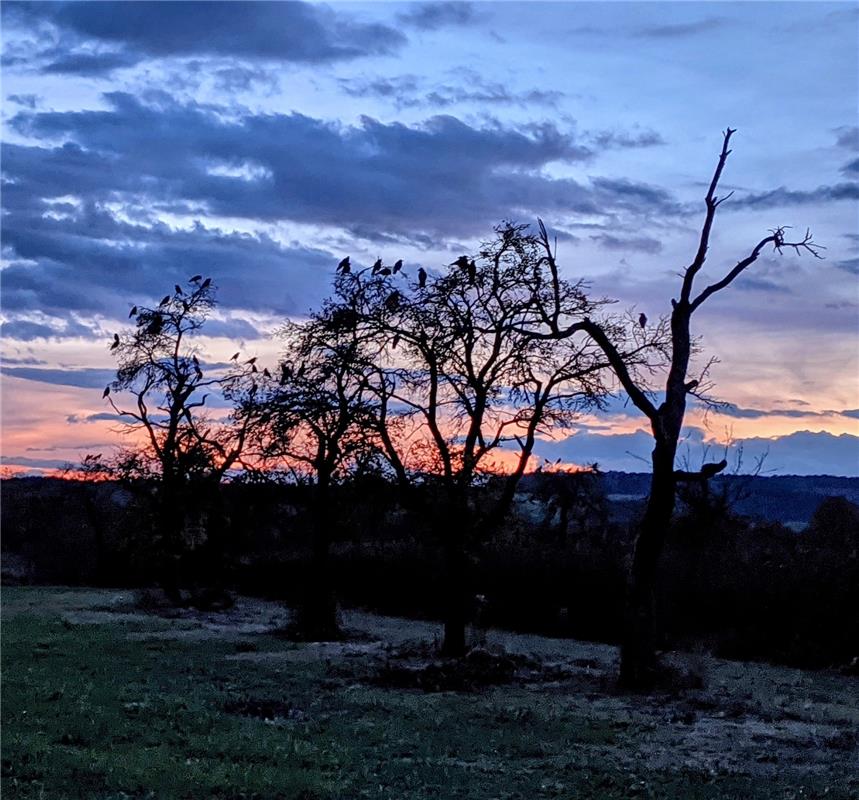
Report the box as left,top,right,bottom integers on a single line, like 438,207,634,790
92,130,821,689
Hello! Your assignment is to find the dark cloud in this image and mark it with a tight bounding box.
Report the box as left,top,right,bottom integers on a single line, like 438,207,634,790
834,257,859,275
590,234,663,254
66,412,124,424
841,409,859,420
1,1,407,75
729,183,859,209
398,2,477,31
340,73,564,110
6,93,39,108
841,157,859,177
833,125,859,150
588,130,665,150
1,366,117,389
635,18,727,38
0,454,70,470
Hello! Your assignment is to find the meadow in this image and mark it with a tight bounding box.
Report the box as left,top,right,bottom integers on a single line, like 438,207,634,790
3,587,857,800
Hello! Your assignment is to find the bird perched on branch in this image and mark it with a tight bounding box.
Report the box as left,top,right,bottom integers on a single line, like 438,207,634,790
393,259,403,274
700,459,728,479
467,259,477,284
145,314,163,335
245,357,257,365
201,277,211,289
338,256,351,274
380,267,392,276
639,313,647,328
451,255,470,271
175,284,183,295
159,295,171,307
231,352,240,361
371,258,382,274
385,290,401,312
102,385,111,399
189,274,202,283
128,306,137,318
418,267,427,289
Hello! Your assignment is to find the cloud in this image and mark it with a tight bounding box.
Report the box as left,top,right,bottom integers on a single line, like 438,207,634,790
834,257,859,275
340,73,564,110
6,93,39,108
841,409,859,420
635,17,727,38
590,234,663,254
398,2,477,31
729,183,859,209
66,412,124,424
1,92,686,327
833,125,859,150
841,157,859,177
588,129,665,150
1,1,407,75
1,366,117,389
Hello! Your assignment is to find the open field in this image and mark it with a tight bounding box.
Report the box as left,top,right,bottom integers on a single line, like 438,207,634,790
2,588,857,799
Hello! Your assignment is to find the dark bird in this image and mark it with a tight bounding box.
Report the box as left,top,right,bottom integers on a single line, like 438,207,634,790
102,385,111,399
467,259,477,283
385,290,401,312
380,267,392,276
296,364,305,378
418,267,427,288
262,367,271,378
110,333,120,350
451,255,470,271
128,306,138,318
194,364,203,380
393,259,403,274
231,352,240,361
245,357,257,365
159,295,170,306
145,315,163,335
371,258,383,274
249,383,257,398
251,364,258,373
192,355,199,366
280,365,291,384
189,274,202,283
201,277,211,289
175,284,183,295
392,334,400,350
338,256,351,274
700,459,728,479
639,313,647,328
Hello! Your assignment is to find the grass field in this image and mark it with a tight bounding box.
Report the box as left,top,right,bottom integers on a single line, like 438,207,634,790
2,588,856,799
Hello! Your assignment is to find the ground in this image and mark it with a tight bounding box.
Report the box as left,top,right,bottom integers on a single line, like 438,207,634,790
2,588,857,800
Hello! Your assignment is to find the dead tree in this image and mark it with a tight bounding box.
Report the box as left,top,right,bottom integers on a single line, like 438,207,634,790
533,129,822,687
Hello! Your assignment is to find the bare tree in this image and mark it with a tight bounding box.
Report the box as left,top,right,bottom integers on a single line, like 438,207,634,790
331,224,666,656
103,278,255,600
246,312,379,640
532,129,822,687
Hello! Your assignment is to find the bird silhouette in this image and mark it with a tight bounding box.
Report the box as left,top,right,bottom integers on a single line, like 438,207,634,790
380,267,392,276
392,334,400,350
245,357,257,365
338,256,351,274
146,315,163,335
201,278,211,289
189,274,202,283
418,267,427,288
175,284,183,295
393,259,403,274
371,258,383,274
467,259,477,283
262,367,271,378
451,255,470,271
639,313,647,328
110,334,120,350
231,352,240,361
251,364,258,373
385,290,401,312
159,295,170,306
701,459,728,479
128,306,137,318
102,385,111,399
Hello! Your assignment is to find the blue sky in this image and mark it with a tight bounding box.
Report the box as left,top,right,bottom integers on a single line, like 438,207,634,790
1,1,857,476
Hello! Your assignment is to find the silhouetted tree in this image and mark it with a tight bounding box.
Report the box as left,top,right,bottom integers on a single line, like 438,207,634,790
102,278,255,600
246,314,379,639
328,225,666,655
536,129,822,687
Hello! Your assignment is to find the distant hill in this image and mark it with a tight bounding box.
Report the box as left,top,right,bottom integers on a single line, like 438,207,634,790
597,472,859,527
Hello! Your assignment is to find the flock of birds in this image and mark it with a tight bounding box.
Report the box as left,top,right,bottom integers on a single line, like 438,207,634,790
103,262,650,403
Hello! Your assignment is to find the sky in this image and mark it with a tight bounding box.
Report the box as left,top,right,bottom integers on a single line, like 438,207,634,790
1,0,858,477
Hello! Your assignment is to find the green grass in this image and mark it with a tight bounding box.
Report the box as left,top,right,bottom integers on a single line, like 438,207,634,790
1,588,851,799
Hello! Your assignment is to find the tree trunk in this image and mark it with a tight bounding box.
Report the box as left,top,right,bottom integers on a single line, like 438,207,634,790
620,438,677,689
440,533,469,657
298,477,340,641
